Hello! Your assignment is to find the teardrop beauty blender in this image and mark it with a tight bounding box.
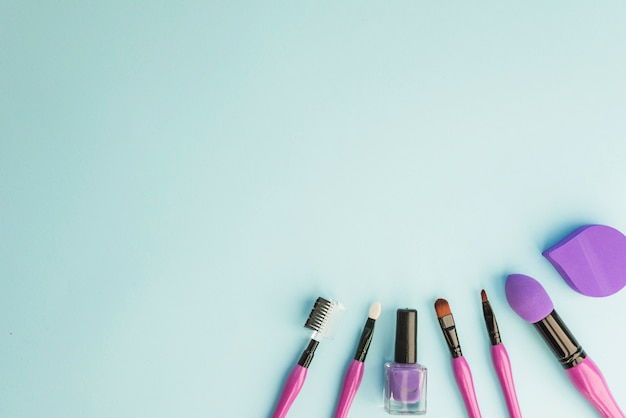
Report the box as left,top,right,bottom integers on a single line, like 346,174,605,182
505,274,625,417
543,224,626,297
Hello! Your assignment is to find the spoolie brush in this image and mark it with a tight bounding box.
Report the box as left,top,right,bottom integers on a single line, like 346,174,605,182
271,297,344,418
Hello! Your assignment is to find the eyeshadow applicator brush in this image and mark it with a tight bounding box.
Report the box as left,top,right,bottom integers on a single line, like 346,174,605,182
333,302,381,418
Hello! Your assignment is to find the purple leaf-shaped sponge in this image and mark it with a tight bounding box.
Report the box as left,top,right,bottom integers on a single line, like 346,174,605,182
505,274,554,323
543,225,626,297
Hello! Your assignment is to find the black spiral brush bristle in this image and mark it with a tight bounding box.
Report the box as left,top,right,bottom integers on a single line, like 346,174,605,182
297,296,344,367
304,297,334,332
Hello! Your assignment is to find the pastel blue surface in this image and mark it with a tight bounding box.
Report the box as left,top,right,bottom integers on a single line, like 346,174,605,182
2,2,626,417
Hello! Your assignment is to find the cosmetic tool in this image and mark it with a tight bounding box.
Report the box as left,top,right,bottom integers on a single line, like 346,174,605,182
434,298,482,418
543,224,626,297
271,297,344,418
505,274,624,418
481,290,522,418
333,301,381,418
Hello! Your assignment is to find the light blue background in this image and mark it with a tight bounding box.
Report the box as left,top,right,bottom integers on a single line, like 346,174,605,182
2,1,626,417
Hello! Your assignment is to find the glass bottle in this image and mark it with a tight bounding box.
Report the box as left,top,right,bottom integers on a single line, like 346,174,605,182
384,309,427,415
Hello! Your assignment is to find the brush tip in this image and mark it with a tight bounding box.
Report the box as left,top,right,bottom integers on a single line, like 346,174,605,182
481,289,488,302
434,298,451,318
304,297,345,341
505,274,554,323
368,301,382,320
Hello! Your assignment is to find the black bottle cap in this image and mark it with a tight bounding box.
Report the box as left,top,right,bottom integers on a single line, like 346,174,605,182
394,308,417,364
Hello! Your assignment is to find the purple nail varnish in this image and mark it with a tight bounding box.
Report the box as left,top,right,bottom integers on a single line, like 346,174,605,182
384,309,428,415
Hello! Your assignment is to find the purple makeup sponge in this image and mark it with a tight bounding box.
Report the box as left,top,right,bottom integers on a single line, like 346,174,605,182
505,274,554,323
543,225,626,297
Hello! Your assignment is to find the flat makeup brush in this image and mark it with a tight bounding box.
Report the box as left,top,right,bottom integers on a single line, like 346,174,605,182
434,298,482,418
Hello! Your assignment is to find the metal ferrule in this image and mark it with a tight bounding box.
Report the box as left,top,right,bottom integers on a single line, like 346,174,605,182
533,310,586,369
439,314,463,358
354,318,375,362
482,301,502,346
298,339,319,368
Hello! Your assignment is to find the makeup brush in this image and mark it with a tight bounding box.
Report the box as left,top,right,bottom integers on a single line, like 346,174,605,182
481,290,522,418
506,274,624,418
333,301,381,418
271,297,345,418
434,298,482,418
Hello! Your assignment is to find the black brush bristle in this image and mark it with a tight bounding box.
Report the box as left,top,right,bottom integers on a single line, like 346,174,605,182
304,297,333,332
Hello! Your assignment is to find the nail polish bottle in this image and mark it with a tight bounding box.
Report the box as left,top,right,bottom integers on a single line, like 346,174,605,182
384,309,427,415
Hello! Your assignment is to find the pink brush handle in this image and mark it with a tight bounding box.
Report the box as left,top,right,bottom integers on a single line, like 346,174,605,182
491,345,522,418
565,357,625,418
452,356,482,418
334,360,364,418
272,365,307,418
